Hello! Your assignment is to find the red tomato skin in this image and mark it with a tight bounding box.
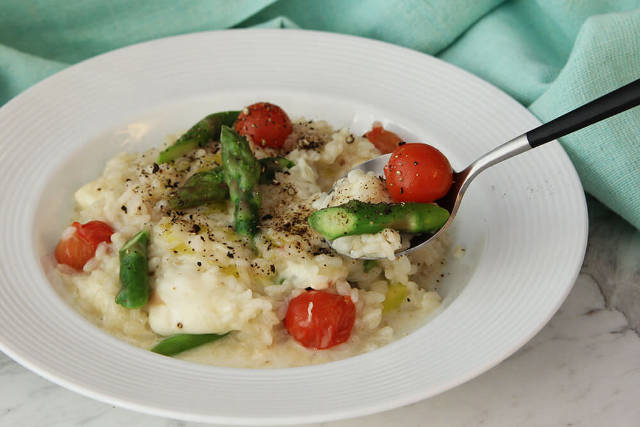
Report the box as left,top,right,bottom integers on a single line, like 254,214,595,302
285,290,356,349
365,124,403,154
55,233,95,271
384,143,453,203
234,102,292,148
73,221,114,249
55,221,114,270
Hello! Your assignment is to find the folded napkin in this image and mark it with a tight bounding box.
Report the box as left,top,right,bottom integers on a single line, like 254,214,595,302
1,0,639,228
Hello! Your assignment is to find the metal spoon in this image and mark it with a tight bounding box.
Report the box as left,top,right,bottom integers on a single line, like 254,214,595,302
331,77,640,259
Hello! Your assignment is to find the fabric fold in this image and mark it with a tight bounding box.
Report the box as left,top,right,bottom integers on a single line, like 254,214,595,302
1,0,639,228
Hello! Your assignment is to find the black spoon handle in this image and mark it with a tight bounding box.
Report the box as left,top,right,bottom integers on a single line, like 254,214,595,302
526,78,640,148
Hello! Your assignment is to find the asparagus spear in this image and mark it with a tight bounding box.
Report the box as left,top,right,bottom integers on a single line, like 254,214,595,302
308,200,450,240
169,157,294,210
151,332,229,356
157,111,240,164
220,125,261,238
116,230,150,308
363,259,378,273
169,168,228,209
259,157,295,182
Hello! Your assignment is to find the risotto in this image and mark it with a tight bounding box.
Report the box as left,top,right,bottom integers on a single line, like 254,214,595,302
54,104,449,368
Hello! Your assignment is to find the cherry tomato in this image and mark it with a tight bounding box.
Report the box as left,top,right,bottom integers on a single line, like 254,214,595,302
234,102,292,148
74,220,115,248
55,221,114,270
384,143,453,203
365,123,403,154
285,290,356,349
55,232,95,271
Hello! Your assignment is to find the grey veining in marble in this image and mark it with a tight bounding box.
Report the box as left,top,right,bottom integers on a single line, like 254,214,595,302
1,204,639,427
583,196,640,332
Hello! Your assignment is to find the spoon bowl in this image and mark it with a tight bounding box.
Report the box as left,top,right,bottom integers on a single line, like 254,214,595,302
339,134,529,259
343,152,450,259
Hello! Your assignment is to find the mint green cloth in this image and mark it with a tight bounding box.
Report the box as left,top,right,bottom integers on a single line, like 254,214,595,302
2,0,640,228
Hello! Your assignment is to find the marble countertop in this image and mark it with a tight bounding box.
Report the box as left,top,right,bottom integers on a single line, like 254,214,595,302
2,198,639,427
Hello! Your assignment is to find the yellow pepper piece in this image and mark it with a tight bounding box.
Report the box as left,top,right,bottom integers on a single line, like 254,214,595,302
382,283,408,313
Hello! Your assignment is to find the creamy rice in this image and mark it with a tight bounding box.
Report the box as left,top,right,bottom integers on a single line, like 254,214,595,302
56,118,448,368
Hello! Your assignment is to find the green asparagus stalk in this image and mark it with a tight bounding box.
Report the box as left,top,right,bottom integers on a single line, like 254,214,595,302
169,157,294,210
220,125,261,238
363,259,378,273
308,200,450,240
116,230,150,308
151,333,229,356
259,157,295,183
157,111,240,164
169,168,228,209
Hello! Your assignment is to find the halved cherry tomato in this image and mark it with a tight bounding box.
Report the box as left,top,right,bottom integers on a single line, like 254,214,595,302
55,220,114,270
365,123,403,154
384,143,453,203
285,290,356,349
234,102,292,148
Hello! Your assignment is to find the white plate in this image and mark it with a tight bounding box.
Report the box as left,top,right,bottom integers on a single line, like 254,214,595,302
0,30,587,425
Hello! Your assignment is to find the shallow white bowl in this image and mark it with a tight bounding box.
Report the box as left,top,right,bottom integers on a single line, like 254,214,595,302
0,29,587,425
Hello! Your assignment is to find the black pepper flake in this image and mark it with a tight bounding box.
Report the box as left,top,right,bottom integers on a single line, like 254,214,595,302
398,141,406,146
305,287,313,291
192,224,201,233
270,264,276,273
152,163,159,173
400,187,404,194
197,261,202,266
227,252,234,258
121,205,128,213
311,246,332,256
413,161,419,166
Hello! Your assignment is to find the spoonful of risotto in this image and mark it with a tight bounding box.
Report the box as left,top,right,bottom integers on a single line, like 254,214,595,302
309,77,640,260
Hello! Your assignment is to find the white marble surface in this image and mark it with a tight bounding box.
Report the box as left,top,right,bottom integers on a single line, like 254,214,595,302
2,199,639,427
